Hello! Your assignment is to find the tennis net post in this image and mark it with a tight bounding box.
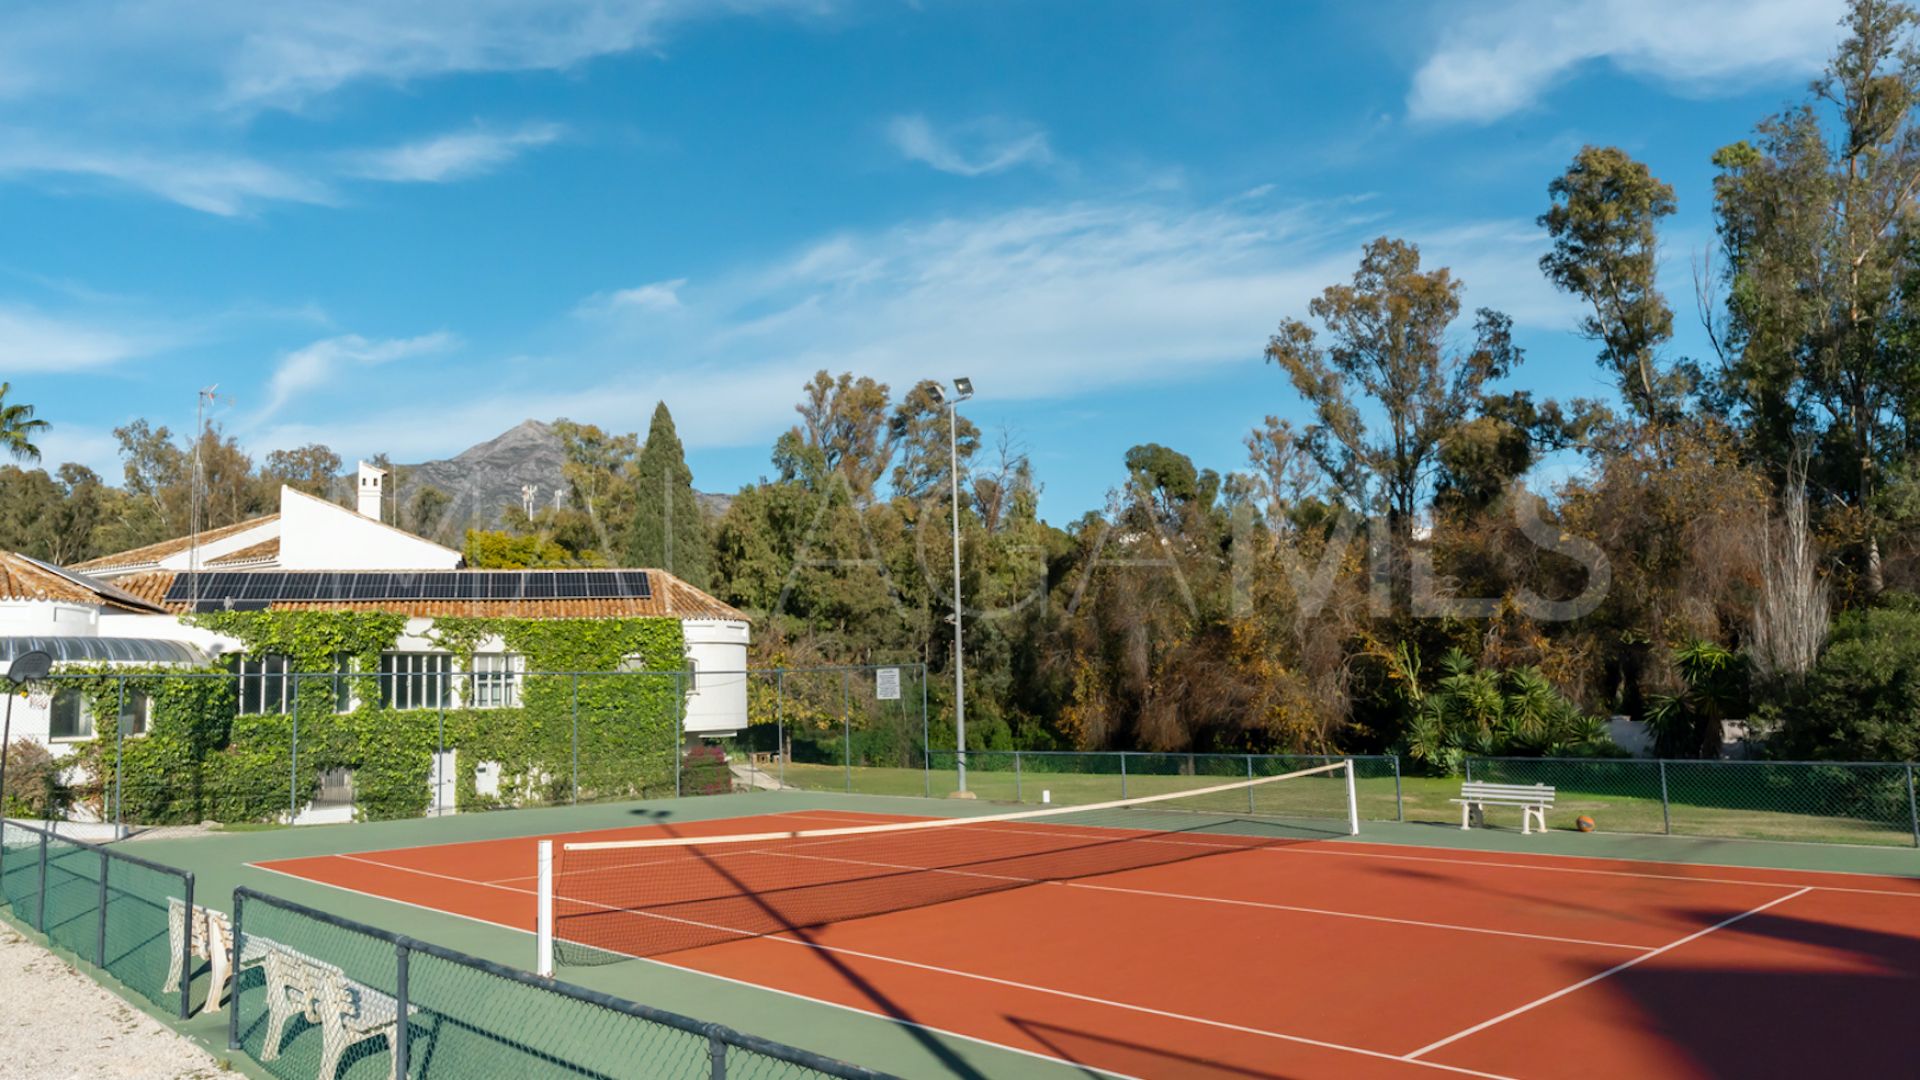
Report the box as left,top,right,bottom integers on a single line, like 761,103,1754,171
1346,758,1359,836
536,839,554,977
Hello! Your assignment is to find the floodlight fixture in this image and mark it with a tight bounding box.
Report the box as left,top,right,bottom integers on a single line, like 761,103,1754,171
953,377,974,400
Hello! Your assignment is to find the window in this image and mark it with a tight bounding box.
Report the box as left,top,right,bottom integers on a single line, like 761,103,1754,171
380,652,452,710
49,690,92,741
118,692,151,737
469,653,524,709
235,654,292,715
332,652,354,714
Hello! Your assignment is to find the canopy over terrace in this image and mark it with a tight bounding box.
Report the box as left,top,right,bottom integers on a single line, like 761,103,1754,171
0,636,212,665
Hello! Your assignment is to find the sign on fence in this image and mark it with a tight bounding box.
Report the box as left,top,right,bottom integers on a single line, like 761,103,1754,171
875,667,901,701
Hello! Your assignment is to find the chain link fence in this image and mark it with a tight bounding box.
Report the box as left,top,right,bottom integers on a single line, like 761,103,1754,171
923,751,1405,822
0,820,195,1017
1465,757,1920,847
230,887,891,1080
13,665,926,830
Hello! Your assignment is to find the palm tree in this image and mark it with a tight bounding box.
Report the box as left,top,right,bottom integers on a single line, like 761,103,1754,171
0,383,49,463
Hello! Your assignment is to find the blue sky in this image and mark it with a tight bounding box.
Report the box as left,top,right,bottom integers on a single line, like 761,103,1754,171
1,0,1855,519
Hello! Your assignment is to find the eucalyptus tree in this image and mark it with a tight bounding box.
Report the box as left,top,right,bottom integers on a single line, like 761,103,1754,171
1710,0,1920,591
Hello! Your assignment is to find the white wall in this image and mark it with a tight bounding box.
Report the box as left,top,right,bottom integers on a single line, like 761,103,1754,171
275,486,460,571
0,600,102,636
682,619,750,736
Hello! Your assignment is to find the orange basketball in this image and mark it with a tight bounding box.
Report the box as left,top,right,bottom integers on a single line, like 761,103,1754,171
1576,815,1596,833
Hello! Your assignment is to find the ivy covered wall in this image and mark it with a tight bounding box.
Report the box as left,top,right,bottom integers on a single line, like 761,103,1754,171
73,611,688,823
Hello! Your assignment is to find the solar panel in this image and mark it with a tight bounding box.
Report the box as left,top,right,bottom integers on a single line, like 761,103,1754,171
165,569,658,605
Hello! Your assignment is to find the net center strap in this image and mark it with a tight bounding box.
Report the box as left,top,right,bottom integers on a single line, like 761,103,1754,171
564,759,1350,854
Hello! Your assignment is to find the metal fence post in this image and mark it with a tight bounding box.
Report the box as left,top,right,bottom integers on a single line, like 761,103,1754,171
1908,763,1918,849
289,690,300,825
1015,751,1022,803
570,674,580,806
674,672,684,799
708,1030,727,1079
776,670,787,791
1464,758,1473,784
436,704,446,817
225,884,240,1048
394,942,411,1078
1393,755,1404,822
1658,759,1672,835
920,663,930,798
178,873,194,1021
842,670,852,795
95,849,108,969
113,677,125,835
1246,755,1255,814
35,828,47,931
1120,752,1128,800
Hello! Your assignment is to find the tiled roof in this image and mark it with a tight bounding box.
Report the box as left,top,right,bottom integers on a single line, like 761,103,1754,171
74,515,279,573
112,568,746,621
206,537,281,567
0,552,169,613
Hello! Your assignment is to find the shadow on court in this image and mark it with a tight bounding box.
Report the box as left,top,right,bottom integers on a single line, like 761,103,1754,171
1007,1016,1288,1079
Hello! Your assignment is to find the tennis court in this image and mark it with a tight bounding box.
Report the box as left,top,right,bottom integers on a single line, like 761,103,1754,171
241,765,1920,1079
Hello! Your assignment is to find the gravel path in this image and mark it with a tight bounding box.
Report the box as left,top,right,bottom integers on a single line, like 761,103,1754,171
0,929,228,1080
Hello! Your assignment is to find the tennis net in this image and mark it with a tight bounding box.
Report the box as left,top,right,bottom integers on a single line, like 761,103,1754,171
539,759,1359,970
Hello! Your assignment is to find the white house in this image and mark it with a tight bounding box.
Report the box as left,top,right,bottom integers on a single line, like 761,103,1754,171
3,463,750,756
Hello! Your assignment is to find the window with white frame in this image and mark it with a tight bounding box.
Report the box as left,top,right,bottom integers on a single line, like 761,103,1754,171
469,653,524,709
235,654,292,715
380,652,452,710
49,689,92,740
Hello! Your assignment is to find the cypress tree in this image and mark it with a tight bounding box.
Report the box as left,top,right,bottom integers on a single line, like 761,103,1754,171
627,402,711,588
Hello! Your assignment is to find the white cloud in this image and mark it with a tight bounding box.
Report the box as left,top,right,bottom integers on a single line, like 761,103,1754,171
258,331,457,420
0,133,331,215
575,279,689,316
887,115,1055,177
297,192,1594,466
1408,0,1846,124
344,123,565,183
0,1,831,116
0,306,153,371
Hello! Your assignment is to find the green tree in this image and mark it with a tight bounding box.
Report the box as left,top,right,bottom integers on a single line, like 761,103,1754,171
463,528,578,568
1539,146,1685,427
1710,0,1920,592
260,444,342,498
0,383,49,463
1264,237,1521,567
627,403,711,587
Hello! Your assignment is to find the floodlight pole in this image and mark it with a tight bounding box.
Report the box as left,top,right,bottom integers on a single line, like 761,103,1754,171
946,384,971,794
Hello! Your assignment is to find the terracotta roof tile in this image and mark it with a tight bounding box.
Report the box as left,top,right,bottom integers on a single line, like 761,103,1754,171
206,537,281,567
0,552,168,613
74,515,279,573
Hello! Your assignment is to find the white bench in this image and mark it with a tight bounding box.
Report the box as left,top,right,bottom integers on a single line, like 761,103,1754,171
167,899,409,1080
1452,781,1555,834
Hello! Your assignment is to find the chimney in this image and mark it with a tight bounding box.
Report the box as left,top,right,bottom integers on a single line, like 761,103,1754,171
357,461,386,521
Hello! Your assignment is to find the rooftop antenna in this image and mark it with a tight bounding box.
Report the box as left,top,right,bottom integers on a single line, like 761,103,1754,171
189,385,221,612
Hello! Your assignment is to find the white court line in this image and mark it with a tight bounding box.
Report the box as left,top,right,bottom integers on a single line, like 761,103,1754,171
1402,886,1814,1062
748,846,1653,953
481,818,1653,953
244,863,1152,1080
259,853,1520,1079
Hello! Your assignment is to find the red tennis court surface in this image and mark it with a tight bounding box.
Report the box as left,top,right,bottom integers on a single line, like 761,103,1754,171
256,809,1920,1079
